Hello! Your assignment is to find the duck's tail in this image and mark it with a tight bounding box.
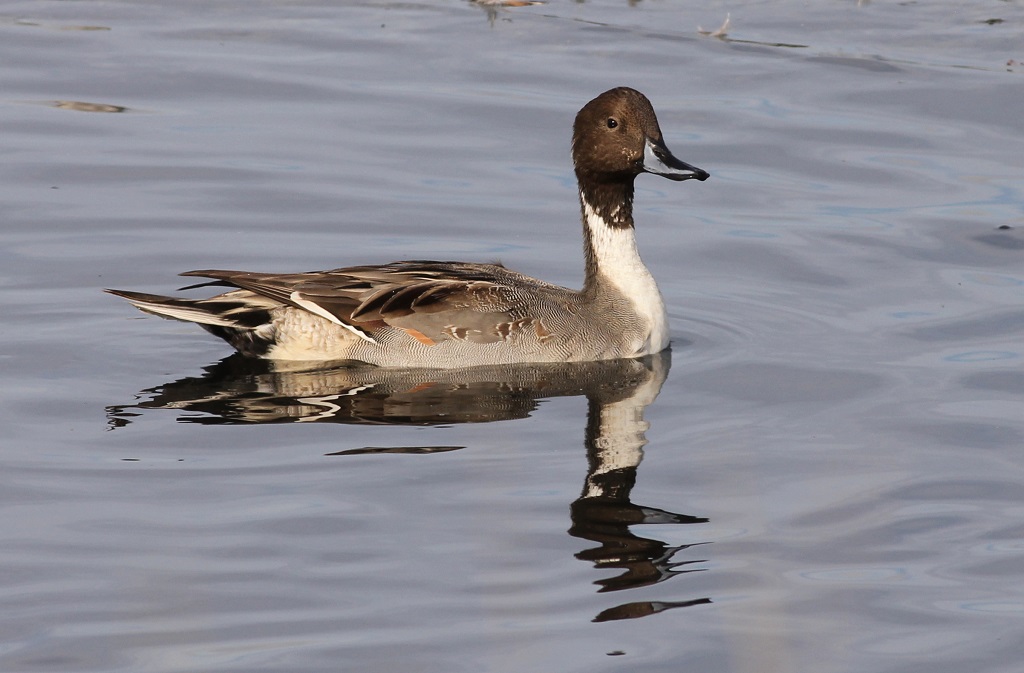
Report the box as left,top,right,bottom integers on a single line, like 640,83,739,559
105,289,252,327
106,288,278,356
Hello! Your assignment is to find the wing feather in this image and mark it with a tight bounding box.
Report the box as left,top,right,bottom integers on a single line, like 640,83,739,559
178,262,562,346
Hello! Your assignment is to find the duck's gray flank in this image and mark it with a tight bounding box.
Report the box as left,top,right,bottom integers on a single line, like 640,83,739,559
107,87,709,367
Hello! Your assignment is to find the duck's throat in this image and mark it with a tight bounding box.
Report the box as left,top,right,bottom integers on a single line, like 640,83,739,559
579,179,635,230
580,178,636,286
579,188,669,353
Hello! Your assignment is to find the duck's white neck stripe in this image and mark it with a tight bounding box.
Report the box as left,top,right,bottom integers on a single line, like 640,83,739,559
582,194,669,353
583,195,641,270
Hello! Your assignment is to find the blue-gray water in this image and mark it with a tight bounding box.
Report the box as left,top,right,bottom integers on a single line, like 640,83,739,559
2,1,1023,671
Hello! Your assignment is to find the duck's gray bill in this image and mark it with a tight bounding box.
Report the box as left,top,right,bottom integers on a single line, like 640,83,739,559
643,138,710,182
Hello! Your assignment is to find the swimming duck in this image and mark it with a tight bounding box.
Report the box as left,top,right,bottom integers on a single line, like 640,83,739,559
108,87,709,366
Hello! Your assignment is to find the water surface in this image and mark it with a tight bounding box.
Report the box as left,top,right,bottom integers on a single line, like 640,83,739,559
2,1,1023,671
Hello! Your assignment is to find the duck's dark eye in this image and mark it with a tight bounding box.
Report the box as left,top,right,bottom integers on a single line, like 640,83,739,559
606,118,618,129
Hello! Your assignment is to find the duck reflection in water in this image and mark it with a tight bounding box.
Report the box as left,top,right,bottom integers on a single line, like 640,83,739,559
108,350,710,622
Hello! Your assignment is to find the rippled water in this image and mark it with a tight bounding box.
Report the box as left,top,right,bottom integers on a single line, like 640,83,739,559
2,1,1023,671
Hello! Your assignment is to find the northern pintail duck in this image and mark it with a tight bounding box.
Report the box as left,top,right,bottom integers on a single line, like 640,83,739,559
108,87,709,367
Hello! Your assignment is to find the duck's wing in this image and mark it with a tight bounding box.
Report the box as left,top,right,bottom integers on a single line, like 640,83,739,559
181,261,564,346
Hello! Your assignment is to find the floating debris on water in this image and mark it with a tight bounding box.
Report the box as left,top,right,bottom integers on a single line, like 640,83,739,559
698,13,731,39
50,100,129,113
